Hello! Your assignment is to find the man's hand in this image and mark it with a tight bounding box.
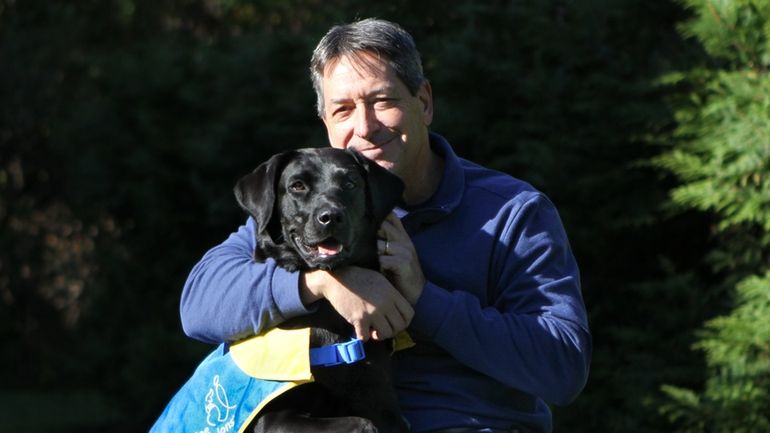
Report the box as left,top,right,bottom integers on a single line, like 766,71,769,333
377,212,426,305
300,266,414,341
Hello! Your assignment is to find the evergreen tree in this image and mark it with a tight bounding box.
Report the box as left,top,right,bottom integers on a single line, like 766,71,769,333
654,1,770,431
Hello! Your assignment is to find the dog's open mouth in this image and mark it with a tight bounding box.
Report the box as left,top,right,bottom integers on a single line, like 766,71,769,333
292,235,344,259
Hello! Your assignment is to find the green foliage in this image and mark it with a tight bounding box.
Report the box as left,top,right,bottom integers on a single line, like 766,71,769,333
653,1,770,431
676,0,770,66
661,274,770,433
654,70,770,232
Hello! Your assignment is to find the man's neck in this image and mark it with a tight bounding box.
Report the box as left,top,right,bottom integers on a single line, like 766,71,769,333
402,148,445,207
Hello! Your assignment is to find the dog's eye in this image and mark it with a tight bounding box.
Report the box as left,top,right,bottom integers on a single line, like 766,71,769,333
289,181,307,192
343,177,358,190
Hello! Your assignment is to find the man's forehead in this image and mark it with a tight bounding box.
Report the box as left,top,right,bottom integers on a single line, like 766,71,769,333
323,51,389,77
322,53,400,92
327,85,398,104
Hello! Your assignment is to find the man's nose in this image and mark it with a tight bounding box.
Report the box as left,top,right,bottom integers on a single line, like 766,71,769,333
353,104,379,140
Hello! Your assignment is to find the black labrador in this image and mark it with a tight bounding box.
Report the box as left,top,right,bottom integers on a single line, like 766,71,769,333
234,147,409,433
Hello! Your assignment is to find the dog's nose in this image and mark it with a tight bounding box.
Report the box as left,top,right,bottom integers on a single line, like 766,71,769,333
317,208,343,226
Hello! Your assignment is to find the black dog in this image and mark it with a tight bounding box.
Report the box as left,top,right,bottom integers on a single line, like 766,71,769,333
234,147,409,433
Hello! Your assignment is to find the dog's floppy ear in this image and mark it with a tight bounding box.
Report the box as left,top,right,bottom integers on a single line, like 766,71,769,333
348,149,405,222
234,150,297,246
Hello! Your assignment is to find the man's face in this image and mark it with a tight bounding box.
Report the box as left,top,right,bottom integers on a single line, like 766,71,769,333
320,52,433,181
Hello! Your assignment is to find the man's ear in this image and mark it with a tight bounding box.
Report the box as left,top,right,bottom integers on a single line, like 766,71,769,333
348,149,405,223
234,150,297,243
418,80,434,126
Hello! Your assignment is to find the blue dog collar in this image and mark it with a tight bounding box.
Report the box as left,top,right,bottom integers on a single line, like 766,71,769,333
309,338,366,367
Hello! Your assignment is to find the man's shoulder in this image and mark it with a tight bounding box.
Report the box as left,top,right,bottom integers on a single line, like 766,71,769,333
429,133,547,210
459,157,542,205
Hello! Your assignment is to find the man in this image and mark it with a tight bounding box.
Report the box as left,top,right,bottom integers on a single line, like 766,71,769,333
180,18,591,433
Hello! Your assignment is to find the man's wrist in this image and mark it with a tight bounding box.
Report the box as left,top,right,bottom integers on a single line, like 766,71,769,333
299,269,325,307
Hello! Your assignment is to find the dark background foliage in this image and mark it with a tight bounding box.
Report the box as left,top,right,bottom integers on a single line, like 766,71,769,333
2,0,760,431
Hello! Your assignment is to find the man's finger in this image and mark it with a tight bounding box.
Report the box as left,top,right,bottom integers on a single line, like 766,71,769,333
353,320,371,342
395,294,415,323
371,317,394,341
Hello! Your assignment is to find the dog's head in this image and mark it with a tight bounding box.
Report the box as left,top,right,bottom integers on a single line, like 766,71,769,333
235,148,404,271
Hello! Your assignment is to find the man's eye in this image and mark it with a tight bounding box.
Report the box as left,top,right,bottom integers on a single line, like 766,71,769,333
332,106,353,118
289,181,307,192
374,98,395,109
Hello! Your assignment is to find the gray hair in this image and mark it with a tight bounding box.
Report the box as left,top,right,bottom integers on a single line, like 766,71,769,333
310,18,426,117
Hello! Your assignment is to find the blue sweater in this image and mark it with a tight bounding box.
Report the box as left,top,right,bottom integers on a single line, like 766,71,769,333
180,133,591,433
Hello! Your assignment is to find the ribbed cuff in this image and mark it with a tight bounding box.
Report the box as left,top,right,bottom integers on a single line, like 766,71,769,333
270,266,313,319
409,281,453,338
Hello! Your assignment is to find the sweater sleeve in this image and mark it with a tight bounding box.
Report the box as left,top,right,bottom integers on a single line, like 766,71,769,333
409,194,591,406
179,218,313,344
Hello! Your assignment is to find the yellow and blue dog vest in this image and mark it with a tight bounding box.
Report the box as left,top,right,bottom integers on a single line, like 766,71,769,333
150,328,414,433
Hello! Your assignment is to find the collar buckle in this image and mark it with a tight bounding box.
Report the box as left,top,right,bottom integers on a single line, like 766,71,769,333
309,338,366,367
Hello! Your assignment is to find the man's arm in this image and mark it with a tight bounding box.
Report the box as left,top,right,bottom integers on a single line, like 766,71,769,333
180,217,414,344
301,267,414,341
382,196,591,406
180,218,311,343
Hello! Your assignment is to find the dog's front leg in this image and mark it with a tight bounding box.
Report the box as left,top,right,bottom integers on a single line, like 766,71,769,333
251,410,378,433
342,372,410,433
311,345,410,433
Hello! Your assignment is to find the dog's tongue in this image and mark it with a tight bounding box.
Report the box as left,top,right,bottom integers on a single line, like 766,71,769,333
317,242,342,256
